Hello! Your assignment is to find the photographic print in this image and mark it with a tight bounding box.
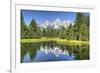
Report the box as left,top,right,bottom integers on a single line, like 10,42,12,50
20,10,90,63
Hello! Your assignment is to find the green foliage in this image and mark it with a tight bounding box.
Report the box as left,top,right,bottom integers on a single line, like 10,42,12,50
66,23,74,40
21,12,29,39
29,18,38,38
73,13,89,41
21,12,89,41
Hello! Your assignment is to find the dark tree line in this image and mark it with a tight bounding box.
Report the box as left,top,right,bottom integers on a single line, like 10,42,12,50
21,12,89,41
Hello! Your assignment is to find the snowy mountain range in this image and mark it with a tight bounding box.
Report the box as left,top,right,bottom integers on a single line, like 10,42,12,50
39,18,72,29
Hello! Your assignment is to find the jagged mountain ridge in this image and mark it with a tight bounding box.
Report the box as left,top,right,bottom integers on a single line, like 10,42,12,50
39,18,72,29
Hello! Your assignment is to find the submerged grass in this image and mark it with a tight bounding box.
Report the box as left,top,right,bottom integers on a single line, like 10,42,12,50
21,38,89,45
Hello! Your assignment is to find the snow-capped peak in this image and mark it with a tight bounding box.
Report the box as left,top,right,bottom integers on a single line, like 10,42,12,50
41,20,49,28
54,18,61,24
39,18,72,29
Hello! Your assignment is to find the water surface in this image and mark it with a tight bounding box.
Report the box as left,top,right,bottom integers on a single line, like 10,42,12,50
21,42,89,63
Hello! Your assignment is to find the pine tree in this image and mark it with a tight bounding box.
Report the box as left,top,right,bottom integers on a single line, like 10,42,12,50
73,13,89,41
66,23,74,40
74,13,84,40
21,12,28,39
29,18,38,38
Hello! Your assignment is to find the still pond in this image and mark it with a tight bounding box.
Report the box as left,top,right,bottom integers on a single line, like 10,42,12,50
21,42,89,63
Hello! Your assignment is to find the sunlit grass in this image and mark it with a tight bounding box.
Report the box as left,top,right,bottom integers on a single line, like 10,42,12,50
56,39,89,45
21,38,89,45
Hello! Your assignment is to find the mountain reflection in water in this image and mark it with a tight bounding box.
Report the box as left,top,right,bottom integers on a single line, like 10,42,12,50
21,42,89,63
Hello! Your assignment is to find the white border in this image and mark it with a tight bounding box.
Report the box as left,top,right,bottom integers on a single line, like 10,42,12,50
11,3,96,73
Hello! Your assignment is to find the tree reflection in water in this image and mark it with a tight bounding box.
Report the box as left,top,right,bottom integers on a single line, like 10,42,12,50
21,42,89,63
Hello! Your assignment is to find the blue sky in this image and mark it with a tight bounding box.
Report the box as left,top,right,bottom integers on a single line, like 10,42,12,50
21,10,89,25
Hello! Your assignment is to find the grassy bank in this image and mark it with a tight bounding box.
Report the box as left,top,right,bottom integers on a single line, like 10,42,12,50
21,38,89,45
